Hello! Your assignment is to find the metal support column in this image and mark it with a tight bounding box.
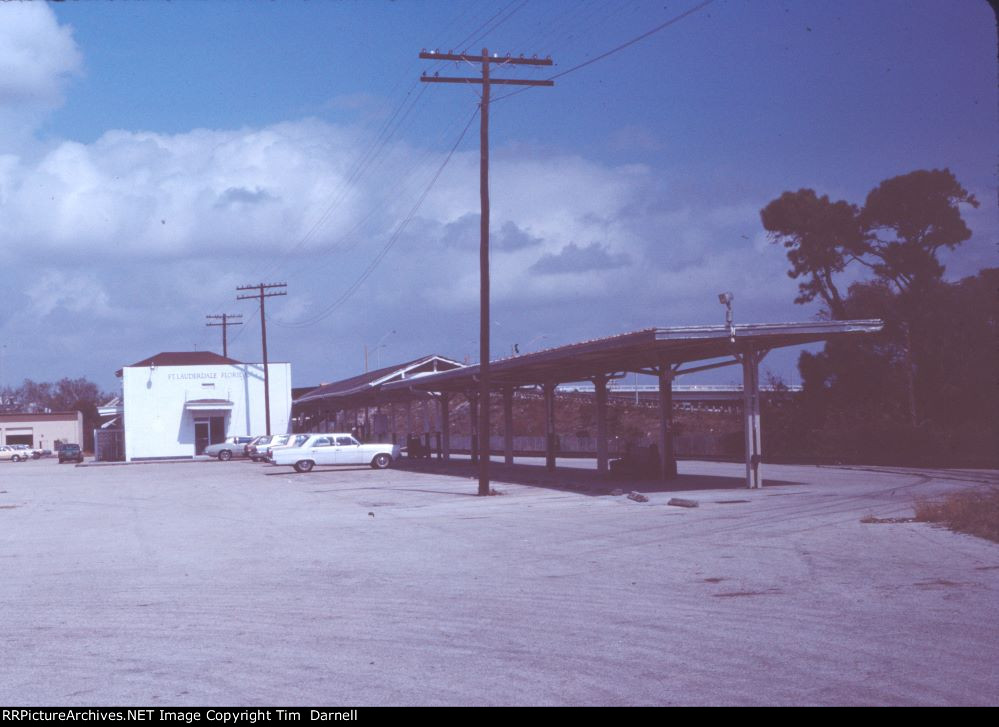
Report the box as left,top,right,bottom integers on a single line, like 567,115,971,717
742,349,763,488
594,373,609,473
440,393,451,461
658,364,677,480
503,385,514,465
543,382,556,472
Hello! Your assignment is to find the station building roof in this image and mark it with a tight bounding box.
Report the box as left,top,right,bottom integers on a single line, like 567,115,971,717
295,354,464,407
116,351,244,377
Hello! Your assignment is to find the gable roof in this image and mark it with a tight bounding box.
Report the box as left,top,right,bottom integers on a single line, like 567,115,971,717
294,355,464,405
116,351,244,377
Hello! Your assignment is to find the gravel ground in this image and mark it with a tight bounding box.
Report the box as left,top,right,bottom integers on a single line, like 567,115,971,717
1,457,997,706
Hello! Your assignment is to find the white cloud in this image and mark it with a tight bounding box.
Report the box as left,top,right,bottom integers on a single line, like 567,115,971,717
0,3,81,107
0,120,372,258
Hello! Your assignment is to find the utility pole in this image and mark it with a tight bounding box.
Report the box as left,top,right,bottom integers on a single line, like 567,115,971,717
420,48,553,496
205,313,243,358
236,283,287,436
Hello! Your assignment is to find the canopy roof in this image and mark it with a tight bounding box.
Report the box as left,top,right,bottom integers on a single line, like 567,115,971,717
384,320,884,393
293,320,883,411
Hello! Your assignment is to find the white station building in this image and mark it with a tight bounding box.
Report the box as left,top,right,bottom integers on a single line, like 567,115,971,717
100,351,292,461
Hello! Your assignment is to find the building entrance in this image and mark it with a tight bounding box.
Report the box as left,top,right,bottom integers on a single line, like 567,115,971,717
194,416,226,455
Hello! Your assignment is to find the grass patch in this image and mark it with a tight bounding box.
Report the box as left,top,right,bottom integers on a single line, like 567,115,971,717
914,488,999,543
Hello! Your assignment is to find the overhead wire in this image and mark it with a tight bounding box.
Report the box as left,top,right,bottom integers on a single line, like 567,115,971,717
213,0,705,339
267,105,471,283
491,0,715,104
265,1,533,324
257,1,528,283
272,106,479,329
198,2,525,349
255,82,431,281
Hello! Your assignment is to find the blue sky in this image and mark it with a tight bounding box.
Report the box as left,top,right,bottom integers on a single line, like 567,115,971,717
0,0,995,393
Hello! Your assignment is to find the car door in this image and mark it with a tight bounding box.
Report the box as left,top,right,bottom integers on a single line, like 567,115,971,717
308,436,337,465
334,435,365,465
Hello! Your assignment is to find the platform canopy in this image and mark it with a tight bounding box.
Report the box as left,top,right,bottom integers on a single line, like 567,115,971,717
293,320,883,490
381,320,884,393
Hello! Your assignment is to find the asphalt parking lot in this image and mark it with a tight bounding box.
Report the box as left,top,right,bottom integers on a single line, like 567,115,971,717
1,457,997,706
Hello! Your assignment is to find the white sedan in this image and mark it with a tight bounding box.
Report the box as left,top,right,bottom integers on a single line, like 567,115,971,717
270,434,400,473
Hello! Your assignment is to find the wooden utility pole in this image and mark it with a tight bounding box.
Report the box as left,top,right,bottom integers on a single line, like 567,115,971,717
420,49,553,496
205,313,243,358
236,283,287,436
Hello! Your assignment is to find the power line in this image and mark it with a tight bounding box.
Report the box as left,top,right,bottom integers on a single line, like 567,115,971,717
491,0,715,104
256,83,432,282
271,106,479,330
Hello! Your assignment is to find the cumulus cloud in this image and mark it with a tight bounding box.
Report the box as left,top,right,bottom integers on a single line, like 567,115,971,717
0,83,813,384
0,4,81,107
496,221,543,251
0,120,373,258
215,186,278,208
530,242,630,274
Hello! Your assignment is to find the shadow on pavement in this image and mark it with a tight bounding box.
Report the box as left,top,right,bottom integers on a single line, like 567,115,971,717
392,457,805,496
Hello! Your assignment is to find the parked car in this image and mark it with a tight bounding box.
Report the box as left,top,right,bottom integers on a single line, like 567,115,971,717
204,436,255,461
270,434,400,473
58,444,84,464
0,445,29,462
245,435,277,462
265,433,310,461
11,444,42,460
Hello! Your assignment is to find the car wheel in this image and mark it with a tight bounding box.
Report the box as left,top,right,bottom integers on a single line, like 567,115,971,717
12,455,21,462
294,460,314,473
371,453,392,469
219,450,232,461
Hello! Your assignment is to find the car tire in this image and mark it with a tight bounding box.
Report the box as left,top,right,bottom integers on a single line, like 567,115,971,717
294,460,314,473
371,453,392,469
219,450,232,461
12,455,21,462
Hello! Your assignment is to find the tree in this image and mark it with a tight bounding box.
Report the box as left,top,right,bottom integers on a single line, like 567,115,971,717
758,170,991,464
760,189,863,318
761,169,979,314
859,168,979,294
